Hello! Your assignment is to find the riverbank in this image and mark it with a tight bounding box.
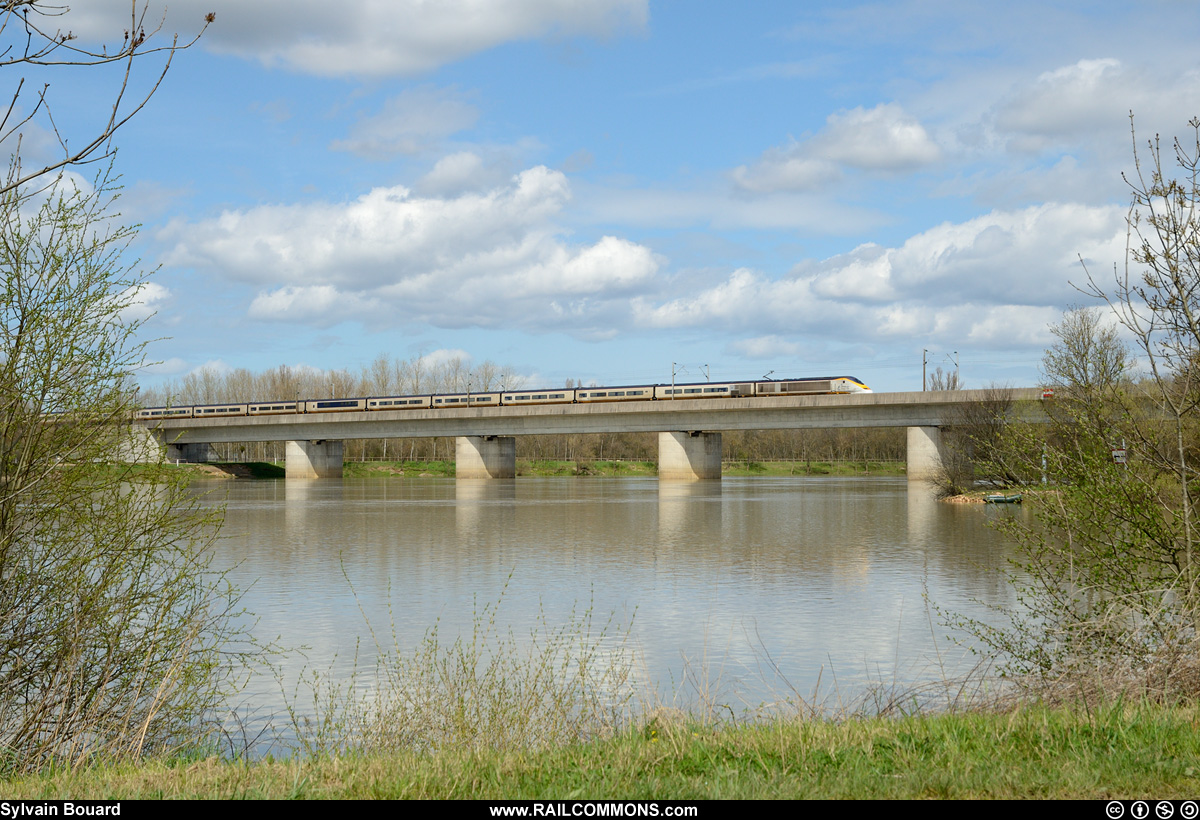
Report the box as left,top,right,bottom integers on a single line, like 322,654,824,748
157,459,907,479
338,459,903,479
5,703,1196,798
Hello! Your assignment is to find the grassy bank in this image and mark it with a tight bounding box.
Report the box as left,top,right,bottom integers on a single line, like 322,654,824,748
720,459,904,477
340,459,906,479
5,704,1197,798
160,459,907,479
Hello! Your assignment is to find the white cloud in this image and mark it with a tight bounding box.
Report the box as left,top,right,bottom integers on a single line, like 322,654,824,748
733,103,940,193
247,285,378,323
119,281,170,322
420,348,472,368
68,1,649,77
633,202,1125,349
727,336,805,359
819,104,942,170
189,359,233,377
992,58,1200,154
139,357,189,376
330,88,479,158
164,166,662,334
416,151,514,197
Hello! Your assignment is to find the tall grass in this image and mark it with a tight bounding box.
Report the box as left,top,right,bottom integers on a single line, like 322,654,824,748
284,578,636,757
278,579,1020,762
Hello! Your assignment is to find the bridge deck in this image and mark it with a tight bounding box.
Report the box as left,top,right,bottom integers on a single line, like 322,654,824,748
139,388,1045,444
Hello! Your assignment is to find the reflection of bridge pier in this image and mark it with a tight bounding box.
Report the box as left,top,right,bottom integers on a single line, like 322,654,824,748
455,478,518,537
657,479,723,543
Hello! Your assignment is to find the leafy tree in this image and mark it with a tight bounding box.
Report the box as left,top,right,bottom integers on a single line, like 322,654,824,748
958,119,1200,700
0,4,238,774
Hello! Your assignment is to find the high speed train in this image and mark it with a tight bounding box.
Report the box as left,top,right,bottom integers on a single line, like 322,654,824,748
136,375,871,421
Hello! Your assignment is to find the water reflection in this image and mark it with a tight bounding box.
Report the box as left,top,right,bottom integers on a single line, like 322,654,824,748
205,476,1023,748
657,480,722,545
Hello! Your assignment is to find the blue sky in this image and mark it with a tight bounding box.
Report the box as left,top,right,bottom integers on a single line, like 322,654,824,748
25,0,1200,392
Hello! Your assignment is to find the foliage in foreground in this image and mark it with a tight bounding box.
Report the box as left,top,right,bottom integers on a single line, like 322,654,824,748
0,177,247,775
949,118,1200,702
6,703,1200,799
283,582,636,758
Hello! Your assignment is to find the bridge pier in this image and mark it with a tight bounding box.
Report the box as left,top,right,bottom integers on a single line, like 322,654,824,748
906,426,946,482
286,439,344,479
118,424,163,463
658,431,722,480
456,435,516,479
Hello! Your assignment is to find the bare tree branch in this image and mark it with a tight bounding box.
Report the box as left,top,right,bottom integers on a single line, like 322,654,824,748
0,1,212,196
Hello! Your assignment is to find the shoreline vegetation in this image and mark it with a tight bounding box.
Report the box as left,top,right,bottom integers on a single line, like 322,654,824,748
6,704,1199,798
164,459,908,480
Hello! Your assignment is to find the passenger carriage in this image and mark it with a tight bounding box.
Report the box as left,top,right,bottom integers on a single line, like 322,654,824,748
304,398,368,413
654,382,754,400
136,406,194,420
574,385,654,403
432,392,501,408
500,389,574,405
248,401,303,415
367,395,433,410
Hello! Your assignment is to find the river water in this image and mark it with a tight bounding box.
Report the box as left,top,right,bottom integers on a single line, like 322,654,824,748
199,475,1024,750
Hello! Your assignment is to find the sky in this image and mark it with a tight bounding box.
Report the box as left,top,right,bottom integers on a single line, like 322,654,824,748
17,0,1200,393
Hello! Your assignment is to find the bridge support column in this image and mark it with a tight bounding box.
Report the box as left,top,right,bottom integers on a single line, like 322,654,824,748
119,424,163,463
906,426,946,482
658,431,722,481
456,436,516,479
286,439,344,479
165,442,217,463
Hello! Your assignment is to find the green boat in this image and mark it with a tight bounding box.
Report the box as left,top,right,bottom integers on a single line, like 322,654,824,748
984,493,1022,504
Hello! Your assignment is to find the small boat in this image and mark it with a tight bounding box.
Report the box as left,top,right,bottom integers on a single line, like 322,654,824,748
984,493,1022,504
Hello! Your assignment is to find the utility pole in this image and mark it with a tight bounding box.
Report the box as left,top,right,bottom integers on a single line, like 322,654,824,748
671,362,687,400
922,349,929,391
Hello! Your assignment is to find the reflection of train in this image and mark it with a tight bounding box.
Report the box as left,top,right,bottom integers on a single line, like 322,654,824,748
136,376,871,420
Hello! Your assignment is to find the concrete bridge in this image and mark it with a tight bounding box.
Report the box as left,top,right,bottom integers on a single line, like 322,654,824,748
134,387,1045,480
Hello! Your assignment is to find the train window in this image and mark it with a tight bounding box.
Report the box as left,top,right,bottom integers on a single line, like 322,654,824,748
704,387,725,393
551,393,565,399
593,392,607,397
685,388,701,394
515,395,529,400
611,391,625,396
